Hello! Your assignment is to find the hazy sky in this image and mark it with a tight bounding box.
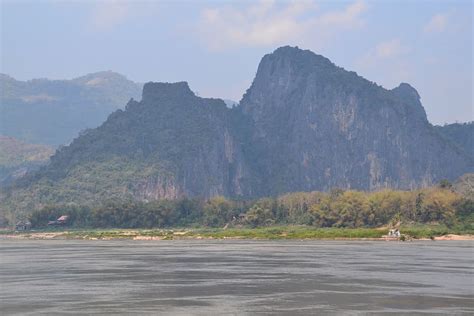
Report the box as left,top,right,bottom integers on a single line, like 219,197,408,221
1,0,472,124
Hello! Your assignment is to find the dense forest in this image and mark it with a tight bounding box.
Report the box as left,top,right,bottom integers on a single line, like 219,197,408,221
25,183,473,230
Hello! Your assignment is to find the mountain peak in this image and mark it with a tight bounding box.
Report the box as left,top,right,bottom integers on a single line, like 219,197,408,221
391,82,427,121
73,71,131,86
241,46,340,118
392,82,420,100
142,81,194,102
268,46,334,67
272,45,305,55
273,45,327,57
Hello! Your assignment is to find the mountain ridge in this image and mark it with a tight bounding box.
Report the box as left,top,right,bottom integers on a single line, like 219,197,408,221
0,71,143,146
1,46,472,220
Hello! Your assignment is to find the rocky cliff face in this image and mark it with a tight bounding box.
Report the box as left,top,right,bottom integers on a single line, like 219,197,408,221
32,81,252,202
2,46,472,218
239,46,471,194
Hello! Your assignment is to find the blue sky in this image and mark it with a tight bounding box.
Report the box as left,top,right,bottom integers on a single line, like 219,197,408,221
1,0,472,124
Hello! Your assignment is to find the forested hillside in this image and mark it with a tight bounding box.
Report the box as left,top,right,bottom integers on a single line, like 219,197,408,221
0,71,142,146
0,136,54,186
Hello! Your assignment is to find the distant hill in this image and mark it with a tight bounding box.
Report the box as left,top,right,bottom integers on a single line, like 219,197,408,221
1,46,472,221
0,136,54,186
435,122,473,158
0,71,143,146
223,99,238,108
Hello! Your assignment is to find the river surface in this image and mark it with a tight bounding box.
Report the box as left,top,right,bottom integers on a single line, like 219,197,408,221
0,240,473,315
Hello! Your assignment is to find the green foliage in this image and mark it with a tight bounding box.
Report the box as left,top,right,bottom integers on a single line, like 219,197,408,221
0,157,175,222
246,205,275,227
29,205,92,228
438,179,453,189
193,226,386,239
0,136,54,185
0,136,54,167
202,196,241,227
23,186,473,230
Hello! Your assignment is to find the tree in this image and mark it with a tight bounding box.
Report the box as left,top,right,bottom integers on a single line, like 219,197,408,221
246,205,274,227
438,179,453,189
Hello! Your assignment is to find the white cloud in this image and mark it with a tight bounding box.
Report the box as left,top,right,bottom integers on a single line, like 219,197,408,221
197,0,367,50
318,0,367,27
424,13,448,33
355,38,411,85
357,38,410,66
374,39,410,59
87,1,159,32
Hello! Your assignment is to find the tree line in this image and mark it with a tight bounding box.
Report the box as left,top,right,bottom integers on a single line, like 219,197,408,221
28,186,473,229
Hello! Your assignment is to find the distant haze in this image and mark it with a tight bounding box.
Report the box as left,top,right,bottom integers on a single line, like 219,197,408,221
1,0,472,124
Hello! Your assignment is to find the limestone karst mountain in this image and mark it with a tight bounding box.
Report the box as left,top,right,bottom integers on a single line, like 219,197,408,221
1,46,472,220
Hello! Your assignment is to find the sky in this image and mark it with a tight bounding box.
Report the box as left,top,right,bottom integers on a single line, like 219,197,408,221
1,0,472,124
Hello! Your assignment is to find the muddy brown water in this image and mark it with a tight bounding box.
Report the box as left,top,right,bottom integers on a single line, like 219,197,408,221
0,239,473,315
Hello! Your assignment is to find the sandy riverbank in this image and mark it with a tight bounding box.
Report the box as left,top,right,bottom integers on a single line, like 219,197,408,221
432,234,474,240
2,230,474,241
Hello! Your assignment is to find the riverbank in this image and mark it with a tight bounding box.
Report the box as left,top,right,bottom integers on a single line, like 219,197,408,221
1,226,473,241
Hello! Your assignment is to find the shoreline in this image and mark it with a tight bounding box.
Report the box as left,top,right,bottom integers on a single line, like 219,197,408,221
1,229,473,241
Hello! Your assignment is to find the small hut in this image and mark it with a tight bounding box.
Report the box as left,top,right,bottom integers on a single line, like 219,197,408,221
15,220,32,231
57,215,69,224
48,215,69,226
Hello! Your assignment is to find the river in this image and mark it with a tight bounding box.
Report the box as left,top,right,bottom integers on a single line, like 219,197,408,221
0,240,473,315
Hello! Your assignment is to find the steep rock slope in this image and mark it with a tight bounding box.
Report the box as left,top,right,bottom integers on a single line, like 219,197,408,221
3,82,251,219
239,46,471,194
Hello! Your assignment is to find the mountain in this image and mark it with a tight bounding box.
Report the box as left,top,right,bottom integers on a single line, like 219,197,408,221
1,46,472,220
434,122,473,158
238,47,470,194
0,71,142,146
0,136,54,186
